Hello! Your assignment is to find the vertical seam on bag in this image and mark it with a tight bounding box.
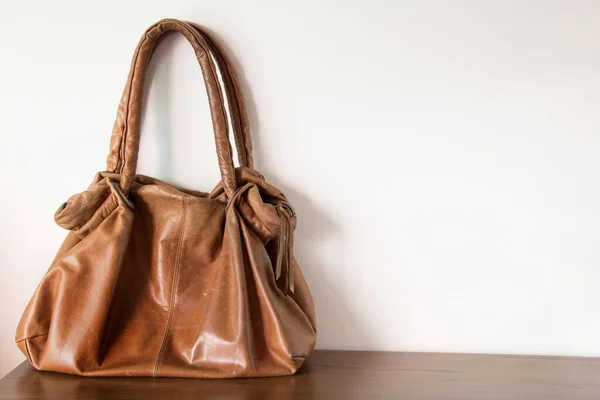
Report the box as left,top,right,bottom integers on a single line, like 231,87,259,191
24,338,32,364
152,195,187,377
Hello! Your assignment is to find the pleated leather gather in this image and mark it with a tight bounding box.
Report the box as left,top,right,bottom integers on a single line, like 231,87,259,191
15,19,317,378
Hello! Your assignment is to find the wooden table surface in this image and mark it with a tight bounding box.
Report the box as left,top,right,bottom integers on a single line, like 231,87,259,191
1,350,600,399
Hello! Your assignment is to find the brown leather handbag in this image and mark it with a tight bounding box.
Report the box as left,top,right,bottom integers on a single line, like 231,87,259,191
15,18,317,378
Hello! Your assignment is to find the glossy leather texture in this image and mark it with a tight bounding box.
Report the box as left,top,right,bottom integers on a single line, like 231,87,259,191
15,18,317,378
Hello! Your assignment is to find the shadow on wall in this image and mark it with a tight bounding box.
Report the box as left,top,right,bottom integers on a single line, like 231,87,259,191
205,29,372,350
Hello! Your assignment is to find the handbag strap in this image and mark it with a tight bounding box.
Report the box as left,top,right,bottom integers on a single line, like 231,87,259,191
186,21,254,171
105,18,252,198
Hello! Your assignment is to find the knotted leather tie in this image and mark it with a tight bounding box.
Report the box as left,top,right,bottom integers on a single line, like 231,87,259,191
276,205,294,295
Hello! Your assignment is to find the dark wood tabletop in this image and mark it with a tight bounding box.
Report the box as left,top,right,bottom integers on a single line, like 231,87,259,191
1,350,599,399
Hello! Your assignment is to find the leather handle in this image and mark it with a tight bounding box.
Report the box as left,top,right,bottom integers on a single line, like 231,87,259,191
106,18,249,198
186,21,254,170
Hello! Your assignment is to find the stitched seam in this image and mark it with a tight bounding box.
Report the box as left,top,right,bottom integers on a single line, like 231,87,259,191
16,333,49,343
152,195,187,377
23,338,33,363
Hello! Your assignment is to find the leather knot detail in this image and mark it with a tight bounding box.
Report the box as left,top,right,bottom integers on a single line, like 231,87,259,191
275,204,295,294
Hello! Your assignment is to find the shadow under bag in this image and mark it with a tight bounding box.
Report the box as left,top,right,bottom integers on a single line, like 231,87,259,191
15,18,317,378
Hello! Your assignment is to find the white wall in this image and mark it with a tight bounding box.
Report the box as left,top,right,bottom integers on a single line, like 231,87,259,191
1,0,600,377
